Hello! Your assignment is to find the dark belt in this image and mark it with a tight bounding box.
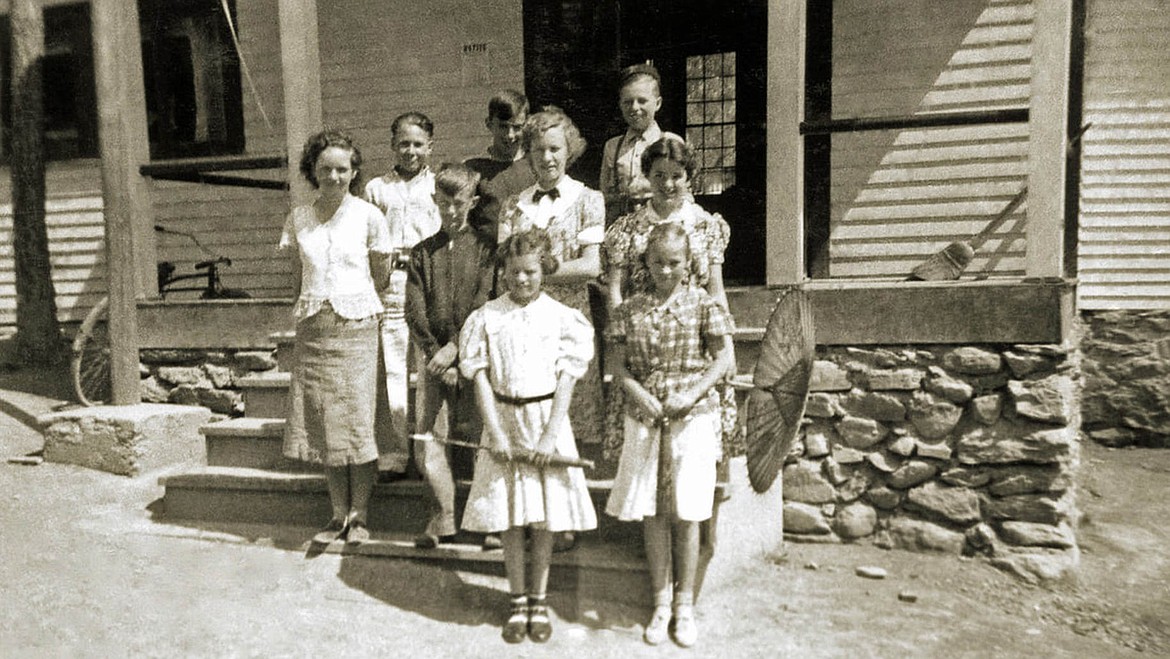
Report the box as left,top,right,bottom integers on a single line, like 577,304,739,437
493,390,556,406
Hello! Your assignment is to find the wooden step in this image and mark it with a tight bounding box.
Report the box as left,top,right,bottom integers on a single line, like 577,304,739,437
732,326,764,376
202,413,622,482
270,330,295,373
200,417,314,472
237,373,291,419
318,529,651,613
158,466,642,543
158,458,781,616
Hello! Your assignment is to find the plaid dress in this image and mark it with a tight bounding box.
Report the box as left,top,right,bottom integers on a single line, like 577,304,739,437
605,286,731,521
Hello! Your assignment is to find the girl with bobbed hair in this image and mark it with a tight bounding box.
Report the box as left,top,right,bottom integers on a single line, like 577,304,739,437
281,129,392,546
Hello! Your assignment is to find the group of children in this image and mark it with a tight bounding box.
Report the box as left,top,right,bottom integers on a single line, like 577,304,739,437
280,62,734,649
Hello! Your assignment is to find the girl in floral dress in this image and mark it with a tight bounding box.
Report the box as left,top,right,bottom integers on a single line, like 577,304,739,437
603,137,737,460
498,107,605,448
460,228,598,644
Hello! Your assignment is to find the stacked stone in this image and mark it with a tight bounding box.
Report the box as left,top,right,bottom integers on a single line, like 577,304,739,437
1081,310,1170,448
780,344,1080,582
138,349,278,417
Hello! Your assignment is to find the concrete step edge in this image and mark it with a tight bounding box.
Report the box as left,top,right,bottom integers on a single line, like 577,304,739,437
199,417,286,437
306,531,645,571
160,466,620,494
237,372,291,388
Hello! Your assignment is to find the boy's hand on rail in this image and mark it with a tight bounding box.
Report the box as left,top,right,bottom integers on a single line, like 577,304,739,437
440,367,459,388
427,342,458,375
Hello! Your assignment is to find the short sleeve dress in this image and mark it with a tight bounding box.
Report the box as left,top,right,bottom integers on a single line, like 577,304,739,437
279,194,392,466
459,293,599,533
601,199,738,460
604,286,732,522
498,177,606,445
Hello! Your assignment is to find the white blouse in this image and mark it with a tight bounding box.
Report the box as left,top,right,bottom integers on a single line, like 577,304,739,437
459,293,595,398
279,195,392,321
363,167,441,251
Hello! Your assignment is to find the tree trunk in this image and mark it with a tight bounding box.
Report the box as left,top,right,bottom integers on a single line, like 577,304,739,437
10,0,61,364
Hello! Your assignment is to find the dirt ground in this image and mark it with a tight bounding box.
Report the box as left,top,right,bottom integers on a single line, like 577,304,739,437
1,364,1168,657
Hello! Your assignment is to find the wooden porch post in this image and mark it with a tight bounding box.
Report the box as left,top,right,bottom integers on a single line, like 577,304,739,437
278,0,323,207
767,0,808,286
1026,0,1073,279
92,0,153,405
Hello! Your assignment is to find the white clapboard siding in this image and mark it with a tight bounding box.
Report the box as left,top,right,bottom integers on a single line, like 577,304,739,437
317,0,525,182
0,161,105,325
829,0,1033,280
1078,0,1170,309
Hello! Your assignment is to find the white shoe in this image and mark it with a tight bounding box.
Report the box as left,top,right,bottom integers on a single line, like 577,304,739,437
672,604,698,648
643,605,671,645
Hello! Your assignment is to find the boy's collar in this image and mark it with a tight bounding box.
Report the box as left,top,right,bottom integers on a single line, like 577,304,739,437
440,221,473,236
625,121,662,141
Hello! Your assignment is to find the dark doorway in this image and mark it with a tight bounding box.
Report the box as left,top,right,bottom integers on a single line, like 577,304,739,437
523,0,767,285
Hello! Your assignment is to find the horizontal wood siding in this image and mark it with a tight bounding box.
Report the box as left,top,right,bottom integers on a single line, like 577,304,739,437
829,0,1033,279
1078,0,1170,309
0,0,528,329
0,161,105,324
317,0,525,181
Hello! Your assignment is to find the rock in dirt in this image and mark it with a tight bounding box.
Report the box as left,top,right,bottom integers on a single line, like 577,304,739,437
855,565,888,579
897,591,919,603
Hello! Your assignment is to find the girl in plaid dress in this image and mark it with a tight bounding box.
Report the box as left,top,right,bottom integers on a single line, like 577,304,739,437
605,222,734,648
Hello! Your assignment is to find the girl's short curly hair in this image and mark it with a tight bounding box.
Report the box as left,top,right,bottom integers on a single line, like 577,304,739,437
498,227,559,275
521,106,588,167
299,129,363,195
640,136,697,180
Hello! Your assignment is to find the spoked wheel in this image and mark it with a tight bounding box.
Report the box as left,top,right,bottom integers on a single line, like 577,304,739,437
71,296,111,406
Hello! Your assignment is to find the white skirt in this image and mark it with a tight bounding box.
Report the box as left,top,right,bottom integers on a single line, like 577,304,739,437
605,411,720,522
461,397,598,534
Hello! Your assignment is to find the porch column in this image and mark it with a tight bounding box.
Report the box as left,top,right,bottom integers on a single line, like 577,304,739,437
278,0,323,207
1025,0,1073,279
92,0,153,405
767,0,808,285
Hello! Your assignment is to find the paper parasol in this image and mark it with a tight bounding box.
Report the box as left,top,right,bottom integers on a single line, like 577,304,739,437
745,287,815,493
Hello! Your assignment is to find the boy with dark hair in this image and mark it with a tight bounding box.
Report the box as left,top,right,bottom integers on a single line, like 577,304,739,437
465,89,534,241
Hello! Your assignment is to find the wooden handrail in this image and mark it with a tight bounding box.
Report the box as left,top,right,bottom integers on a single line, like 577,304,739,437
148,170,289,191
139,152,287,176
800,108,1028,135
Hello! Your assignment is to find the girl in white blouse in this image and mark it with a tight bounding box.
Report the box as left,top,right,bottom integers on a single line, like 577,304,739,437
459,228,598,644
280,130,392,546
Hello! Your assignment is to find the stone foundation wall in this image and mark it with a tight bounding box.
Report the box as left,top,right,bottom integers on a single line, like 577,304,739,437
138,349,278,417
1080,310,1170,448
781,344,1080,583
